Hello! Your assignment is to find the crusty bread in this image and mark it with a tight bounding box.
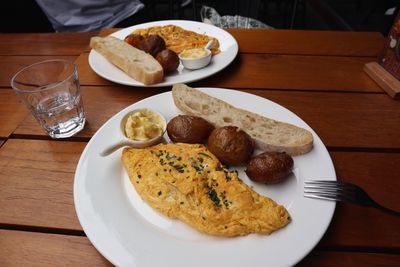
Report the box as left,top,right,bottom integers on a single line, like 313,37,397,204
172,84,313,156
90,36,163,85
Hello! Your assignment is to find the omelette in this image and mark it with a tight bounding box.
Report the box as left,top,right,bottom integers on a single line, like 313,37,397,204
132,25,221,55
121,143,290,237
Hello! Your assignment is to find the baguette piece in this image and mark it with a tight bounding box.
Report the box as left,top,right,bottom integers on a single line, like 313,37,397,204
90,36,163,85
172,84,313,156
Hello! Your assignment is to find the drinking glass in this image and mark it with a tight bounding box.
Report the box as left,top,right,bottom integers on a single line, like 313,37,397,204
11,59,85,138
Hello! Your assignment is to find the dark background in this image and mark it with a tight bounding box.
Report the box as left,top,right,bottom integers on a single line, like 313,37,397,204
1,0,398,34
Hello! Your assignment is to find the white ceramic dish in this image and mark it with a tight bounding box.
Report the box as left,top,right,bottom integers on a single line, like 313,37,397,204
74,88,336,267
99,108,167,157
88,20,239,87
179,48,212,70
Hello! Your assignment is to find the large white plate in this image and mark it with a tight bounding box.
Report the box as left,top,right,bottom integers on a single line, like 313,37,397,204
74,88,336,267
88,20,238,87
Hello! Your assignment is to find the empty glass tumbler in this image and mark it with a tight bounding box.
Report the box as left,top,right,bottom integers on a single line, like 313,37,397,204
11,59,85,138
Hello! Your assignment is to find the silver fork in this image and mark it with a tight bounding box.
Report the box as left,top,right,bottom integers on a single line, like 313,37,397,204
304,180,400,217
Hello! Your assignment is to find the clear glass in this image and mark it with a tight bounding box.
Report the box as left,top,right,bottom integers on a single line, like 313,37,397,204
11,59,85,138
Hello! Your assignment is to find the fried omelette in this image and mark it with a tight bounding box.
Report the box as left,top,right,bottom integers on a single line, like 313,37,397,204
122,143,290,237
132,25,221,55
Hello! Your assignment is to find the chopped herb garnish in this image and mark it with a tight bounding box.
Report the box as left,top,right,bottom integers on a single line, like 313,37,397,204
189,157,204,173
166,153,178,160
208,187,221,207
158,191,162,196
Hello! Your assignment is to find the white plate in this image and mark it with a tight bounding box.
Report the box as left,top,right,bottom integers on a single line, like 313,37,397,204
88,20,239,87
74,88,336,267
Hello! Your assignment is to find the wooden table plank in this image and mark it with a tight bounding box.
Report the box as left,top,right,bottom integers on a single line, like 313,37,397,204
0,229,398,267
0,90,29,138
1,139,399,249
320,152,400,249
76,53,380,92
0,230,112,267
197,54,379,92
298,251,400,266
1,230,398,267
13,88,400,150
0,139,85,230
0,55,78,87
97,28,383,57
227,29,383,56
0,32,97,56
248,90,400,150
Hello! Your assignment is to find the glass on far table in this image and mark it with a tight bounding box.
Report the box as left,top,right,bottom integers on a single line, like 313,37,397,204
11,59,85,138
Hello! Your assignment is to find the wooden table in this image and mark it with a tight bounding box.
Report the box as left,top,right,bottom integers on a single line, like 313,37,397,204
0,28,399,266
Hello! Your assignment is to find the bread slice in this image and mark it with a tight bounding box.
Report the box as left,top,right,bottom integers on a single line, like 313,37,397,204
90,36,163,85
172,84,313,156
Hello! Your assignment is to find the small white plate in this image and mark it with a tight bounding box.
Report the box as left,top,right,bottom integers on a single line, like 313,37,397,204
74,88,336,267
88,20,239,87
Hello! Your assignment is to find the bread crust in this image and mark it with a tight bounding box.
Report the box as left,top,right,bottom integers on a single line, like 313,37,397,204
172,84,313,155
90,36,163,85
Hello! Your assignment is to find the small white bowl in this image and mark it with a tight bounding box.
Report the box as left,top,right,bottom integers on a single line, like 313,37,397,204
179,48,212,70
100,108,166,156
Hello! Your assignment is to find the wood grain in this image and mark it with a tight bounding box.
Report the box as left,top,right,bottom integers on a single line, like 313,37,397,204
0,90,29,138
13,88,400,150
0,139,85,230
226,29,383,56
245,90,400,149
1,230,398,267
76,52,380,92
320,152,400,249
195,54,380,91
364,62,400,99
0,56,77,87
0,32,96,56
97,28,383,57
0,139,399,249
0,230,112,267
298,250,400,266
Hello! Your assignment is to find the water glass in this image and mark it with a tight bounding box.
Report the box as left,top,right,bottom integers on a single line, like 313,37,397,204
11,59,85,138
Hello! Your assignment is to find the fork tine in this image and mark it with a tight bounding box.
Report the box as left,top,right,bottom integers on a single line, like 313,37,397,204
305,181,358,195
303,193,341,201
305,181,400,216
304,184,343,191
304,188,341,194
305,180,343,185
304,186,355,202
